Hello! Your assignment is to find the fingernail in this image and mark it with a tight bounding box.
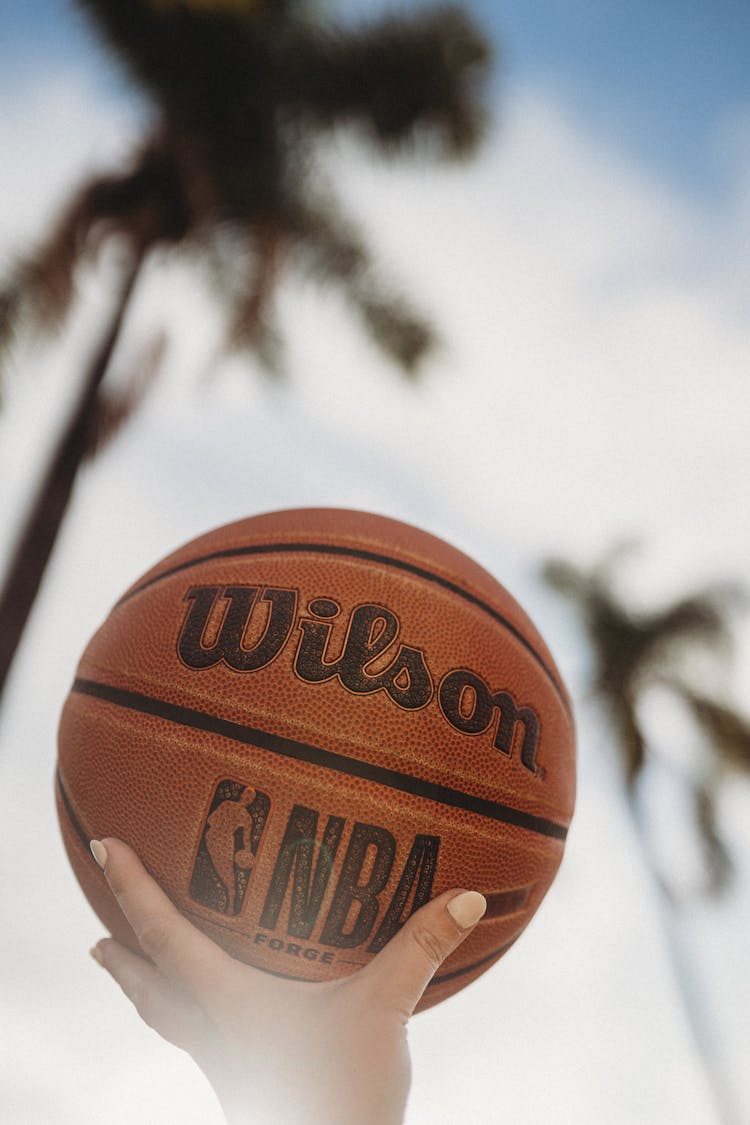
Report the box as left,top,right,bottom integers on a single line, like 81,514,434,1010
90,839,108,870
89,943,105,968
447,891,487,930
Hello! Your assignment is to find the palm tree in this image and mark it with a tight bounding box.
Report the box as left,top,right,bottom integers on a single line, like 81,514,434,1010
0,0,492,700
543,544,749,1125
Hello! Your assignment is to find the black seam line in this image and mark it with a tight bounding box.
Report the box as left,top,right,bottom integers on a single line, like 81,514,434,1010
429,940,515,985
115,541,571,717
56,768,90,850
71,678,568,841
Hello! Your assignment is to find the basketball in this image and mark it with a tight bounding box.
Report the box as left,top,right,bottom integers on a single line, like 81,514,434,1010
57,508,575,1009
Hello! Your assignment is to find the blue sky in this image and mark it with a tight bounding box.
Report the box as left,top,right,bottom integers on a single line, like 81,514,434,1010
481,0,750,199
3,0,749,202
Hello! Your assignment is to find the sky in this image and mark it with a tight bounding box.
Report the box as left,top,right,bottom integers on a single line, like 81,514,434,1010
1,2,749,1124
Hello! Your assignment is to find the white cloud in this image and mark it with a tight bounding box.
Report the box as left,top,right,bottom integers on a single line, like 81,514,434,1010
267,88,750,588
0,69,143,249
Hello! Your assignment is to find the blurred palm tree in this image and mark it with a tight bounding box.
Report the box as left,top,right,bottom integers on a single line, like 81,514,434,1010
543,544,750,1125
0,0,491,700
543,545,749,892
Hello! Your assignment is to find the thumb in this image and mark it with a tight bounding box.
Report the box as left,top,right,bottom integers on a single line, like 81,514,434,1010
356,889,487,1017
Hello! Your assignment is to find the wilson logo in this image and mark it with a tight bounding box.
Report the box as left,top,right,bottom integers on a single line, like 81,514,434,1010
178,584,540,774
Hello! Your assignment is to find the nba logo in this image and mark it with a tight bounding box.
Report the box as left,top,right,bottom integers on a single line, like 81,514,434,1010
190,779,271,915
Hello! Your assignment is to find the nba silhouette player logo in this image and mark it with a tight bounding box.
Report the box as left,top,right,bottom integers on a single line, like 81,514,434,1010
190,779,271,915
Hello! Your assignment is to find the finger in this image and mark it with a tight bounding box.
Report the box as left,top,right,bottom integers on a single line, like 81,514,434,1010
91,837,239,1011
355,889,486,1018
92,937,210,1055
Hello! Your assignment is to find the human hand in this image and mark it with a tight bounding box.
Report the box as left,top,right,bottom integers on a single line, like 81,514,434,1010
88,838,486,1125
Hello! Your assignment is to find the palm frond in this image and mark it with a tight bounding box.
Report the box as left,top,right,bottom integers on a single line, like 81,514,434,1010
643,586,745,663
81,2,490,162
292,192,437,372
285,6,491,158
2,138,192,367
693,780,734,896
679,691,750,775
612,696,647,791
542,557,648,696
223,225,286,358
0,275,25,367
543,557,745,696
354,290,435,375
0,241,80,382
84,329,167,459
541,557,590,602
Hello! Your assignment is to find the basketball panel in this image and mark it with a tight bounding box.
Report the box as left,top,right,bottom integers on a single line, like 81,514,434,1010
58,691,565,999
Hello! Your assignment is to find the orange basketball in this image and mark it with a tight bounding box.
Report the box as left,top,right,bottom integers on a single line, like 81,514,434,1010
57,508,575,1009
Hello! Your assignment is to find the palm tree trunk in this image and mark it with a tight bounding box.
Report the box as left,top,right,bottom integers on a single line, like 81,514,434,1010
0,250,143,703
628,791,742,1125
